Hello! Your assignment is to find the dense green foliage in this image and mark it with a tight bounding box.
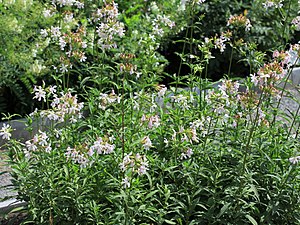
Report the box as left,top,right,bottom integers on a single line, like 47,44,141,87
1,0,300,224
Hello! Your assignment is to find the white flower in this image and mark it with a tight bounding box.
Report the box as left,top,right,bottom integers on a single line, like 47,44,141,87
33,85,46,102
121,176,130,188
164,138,169,147
79,52,87,62
292,16,300,31
50,26,61,39
60,64,68,73
180,148,193,160
43,9,53,18
49,85,57,94
137,160,149,175
40,29,48,38
157,85,167,97
289,156,300,164
262,0,283,9
64,13,74,23
142,136,153,150
25,140,37,151
0,124,12,140
250,74,259,86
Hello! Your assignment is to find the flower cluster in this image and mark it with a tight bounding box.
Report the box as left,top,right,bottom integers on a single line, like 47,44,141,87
65,145,90,168
227,14,252,31
88,136,115,156
262,0,283,9
32,85,84,123
141,114,160,129
91,1,125,49
24,130,52,158
141,136,153,150
171,126,199,144
51,0,84,8
151,14,175,37
256,62,286,85
156,84,167,97
171,93,192,110
0,123,13,140
180,148,193,160
41,26,87,72
292,16,300,31
98,90,120,110
120,152,149,176
272,50,291,66
214,31,232,53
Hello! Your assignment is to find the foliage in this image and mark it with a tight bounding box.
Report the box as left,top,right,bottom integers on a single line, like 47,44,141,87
0,0,50,117
1,0,300,224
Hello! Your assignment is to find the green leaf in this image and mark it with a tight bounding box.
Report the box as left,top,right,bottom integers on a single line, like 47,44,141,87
145,190,158,200
245,214,258,225
164,219,177,224
217,202,230,218
249,184,260,201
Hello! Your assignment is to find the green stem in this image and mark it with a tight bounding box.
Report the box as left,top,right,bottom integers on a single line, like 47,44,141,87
228,45,234,78
241,89,265,174
121,74,126,159
287,100,300,139
270,57,299,127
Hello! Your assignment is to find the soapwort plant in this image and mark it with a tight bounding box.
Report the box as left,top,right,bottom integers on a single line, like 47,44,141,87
0,0,300,224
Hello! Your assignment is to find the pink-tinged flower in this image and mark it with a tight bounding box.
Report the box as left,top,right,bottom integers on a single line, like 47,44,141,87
25,140,37,151
121,176,130,188
148,115,160,129
33,85,46,102
142,136,153,150
272,50,291,66
180,148,193,160
289,156,300,164
292,16,300,31
137,160,149,175
65,146,90,168
120,152,149,176
89,136,115,155
0,124,13,140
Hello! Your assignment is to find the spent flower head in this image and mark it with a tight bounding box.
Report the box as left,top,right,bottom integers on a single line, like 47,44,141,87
227,14,252,31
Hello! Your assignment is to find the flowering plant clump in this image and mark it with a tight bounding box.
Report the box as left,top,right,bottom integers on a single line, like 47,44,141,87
1,1,300,225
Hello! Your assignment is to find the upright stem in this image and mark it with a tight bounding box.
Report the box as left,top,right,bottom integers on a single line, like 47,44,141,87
228,44,234,78
287,99,300,139
241,89,265,174
121,74,125,159
270,57,299,127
